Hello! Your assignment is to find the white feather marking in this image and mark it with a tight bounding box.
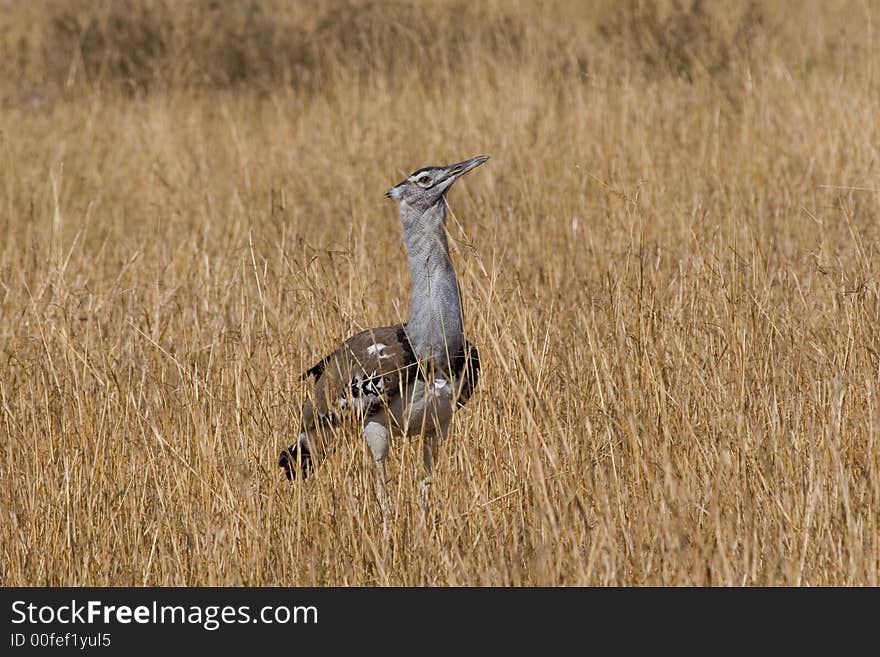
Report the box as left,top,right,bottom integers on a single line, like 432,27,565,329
366,343,388,356
434,377,448,389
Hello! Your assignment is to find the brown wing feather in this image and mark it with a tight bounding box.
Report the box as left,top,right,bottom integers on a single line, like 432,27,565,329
284,326,480,480
299,324,417,432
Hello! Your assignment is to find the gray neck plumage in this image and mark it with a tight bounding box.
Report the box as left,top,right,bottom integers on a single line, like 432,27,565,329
401,200,464,370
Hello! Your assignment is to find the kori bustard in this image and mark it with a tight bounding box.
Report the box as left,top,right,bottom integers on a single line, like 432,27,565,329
279,155,488,513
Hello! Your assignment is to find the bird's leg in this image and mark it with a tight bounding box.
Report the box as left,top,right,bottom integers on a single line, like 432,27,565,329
419,417,450,526
364,420,391,538
418,434,436,523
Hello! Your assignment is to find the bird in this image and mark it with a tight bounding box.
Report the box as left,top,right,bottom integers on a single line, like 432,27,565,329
278,155,489,518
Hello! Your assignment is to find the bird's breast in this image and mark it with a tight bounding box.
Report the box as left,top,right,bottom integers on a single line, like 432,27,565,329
384,377,456,437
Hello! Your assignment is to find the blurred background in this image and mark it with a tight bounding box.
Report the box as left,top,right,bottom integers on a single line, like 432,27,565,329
1,1,863,102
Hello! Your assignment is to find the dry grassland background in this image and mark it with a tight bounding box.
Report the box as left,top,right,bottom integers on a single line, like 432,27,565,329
1,0,879,585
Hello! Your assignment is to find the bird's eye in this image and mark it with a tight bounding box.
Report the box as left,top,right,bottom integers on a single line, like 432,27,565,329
417,175,432,186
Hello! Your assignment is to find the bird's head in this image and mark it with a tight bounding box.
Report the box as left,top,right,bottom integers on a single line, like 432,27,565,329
386,155,489,215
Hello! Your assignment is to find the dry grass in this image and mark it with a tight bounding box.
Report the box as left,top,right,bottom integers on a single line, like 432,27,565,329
1,0,879,585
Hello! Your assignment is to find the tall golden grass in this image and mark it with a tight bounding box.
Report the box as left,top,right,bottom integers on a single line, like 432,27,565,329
1,0,878,585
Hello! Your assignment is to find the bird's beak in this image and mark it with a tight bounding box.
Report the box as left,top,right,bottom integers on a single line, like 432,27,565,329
442,155,490,184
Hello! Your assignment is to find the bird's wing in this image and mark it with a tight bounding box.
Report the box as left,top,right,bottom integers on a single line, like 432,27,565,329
299,324,418,431
451,339,481,409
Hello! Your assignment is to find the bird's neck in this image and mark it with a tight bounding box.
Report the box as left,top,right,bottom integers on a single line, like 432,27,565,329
401,201,464,369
